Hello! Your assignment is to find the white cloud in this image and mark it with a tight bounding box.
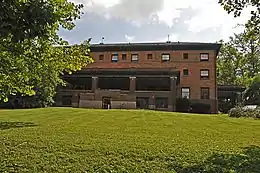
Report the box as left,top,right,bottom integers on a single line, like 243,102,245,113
125,35,135,42
65,0,252,43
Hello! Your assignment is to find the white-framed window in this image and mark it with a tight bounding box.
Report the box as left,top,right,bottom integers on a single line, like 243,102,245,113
181,87,190,99
131,54,139,62
200,53,209,61
111,54,118,62
200,69,209,79
161,54,170,61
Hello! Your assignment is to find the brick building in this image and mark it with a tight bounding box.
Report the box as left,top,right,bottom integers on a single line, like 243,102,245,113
56,42,221,113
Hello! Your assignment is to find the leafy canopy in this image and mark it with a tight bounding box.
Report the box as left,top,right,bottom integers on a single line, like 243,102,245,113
217,29,260,87
0,0,93,104
219,0,260,34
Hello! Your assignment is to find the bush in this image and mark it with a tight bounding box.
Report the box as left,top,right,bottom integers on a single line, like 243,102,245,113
229,106,260,119
190,102,211,114
176,98,191,113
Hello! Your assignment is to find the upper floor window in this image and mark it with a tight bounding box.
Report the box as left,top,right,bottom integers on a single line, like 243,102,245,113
111,54,118,63
200,69,209,79
147,54,153,60
99,54,104,61
201,87,210,99
122,54,127,60
161,53,170,62
183,69,189,76
183,53,189,59
131,54,139,62
200,53,209,61
181,87,190,99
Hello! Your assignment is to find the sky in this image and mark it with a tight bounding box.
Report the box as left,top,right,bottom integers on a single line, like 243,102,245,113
59,0,252,44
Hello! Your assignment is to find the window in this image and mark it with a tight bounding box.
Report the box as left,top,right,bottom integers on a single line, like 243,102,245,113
183,53,188,59
200,53,209,61
161,53,170,61
122,54,127,60
147,54,153,60
201,87,210,99
200,69,209,79
155,97,168,108
183,69,189,76
99,54,104,61
131,54,139,62
181,87,190,99
111,54,118,62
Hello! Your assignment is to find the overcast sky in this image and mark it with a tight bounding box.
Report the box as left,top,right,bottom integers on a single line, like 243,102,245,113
59,0,251,44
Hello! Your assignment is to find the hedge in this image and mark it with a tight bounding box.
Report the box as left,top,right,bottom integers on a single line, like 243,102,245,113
229,106,260,119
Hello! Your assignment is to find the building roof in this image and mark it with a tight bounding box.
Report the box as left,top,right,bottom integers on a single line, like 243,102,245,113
218,85,246,92
90,41,222,55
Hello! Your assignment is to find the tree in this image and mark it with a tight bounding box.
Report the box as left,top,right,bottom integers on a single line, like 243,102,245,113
217,30,260,87
0,0,93,105
217,39,245,86
243,75,260,105
219,0,260,35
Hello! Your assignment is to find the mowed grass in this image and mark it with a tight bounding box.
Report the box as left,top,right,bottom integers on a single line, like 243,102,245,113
0,108,260,172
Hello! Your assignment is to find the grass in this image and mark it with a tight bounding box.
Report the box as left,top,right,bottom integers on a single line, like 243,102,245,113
0,108,260,172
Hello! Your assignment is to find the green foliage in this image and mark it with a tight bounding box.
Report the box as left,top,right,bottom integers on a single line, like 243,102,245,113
218,0,260,87
218,0,260,35
1,108,260,172
176,98,191,113
229,106,260,118
217,31,260,87
0,0,83,42
0,0,93,105
173,146,260,173
190,102,211,114
243,75,260,105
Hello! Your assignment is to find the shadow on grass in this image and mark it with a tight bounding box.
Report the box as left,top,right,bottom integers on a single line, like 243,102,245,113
0,122,37,130
169,145,260,173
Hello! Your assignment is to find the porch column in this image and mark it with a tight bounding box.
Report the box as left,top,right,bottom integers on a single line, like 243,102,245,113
72,93,79,108
149,95,156,110
92,76,98,92
169,76,177,111
129,76,136,93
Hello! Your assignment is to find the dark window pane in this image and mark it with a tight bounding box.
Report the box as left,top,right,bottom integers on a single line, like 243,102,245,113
183,53,188,59
201,87,210,99
122,54,127,60
183,69,189,76
155,97,168,108
99,55,104,60
147,54,153,60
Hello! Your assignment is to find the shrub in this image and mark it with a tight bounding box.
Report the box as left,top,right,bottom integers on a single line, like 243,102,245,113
176,98,191,113
190,102,211,114
229,106,260,119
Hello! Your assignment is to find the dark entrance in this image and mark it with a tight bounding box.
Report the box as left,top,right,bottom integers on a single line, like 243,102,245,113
136,97,149,109
102,97,111,109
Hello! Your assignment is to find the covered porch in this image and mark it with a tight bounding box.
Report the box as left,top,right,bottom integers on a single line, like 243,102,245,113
56,68,180,111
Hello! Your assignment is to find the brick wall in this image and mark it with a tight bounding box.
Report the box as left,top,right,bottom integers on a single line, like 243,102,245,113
88,50,217,101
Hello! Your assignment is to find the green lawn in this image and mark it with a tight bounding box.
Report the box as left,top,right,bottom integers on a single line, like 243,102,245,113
0,108,260,173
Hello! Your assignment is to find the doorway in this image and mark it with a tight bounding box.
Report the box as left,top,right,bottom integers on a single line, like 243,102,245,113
102,97,111,109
